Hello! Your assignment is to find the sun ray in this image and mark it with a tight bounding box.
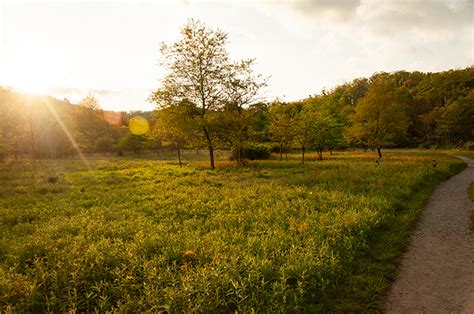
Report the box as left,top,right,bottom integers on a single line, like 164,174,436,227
42,97,90,168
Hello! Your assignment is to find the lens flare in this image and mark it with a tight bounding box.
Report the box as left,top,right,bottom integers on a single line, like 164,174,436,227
129,116,149,135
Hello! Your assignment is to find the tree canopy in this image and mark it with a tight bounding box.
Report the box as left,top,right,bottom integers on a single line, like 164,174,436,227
150,19,266,168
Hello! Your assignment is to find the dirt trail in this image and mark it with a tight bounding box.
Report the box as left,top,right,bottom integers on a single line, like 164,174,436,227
385,156,474,313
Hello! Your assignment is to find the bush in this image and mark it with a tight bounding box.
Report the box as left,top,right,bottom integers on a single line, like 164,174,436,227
231,142,271,161
418,140,437,149
463,141,474,150
269,143,283,153
95,136,115,153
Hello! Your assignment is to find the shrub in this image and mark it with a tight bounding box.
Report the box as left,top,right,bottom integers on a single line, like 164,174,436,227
418,140,437,149
231,142,271,161
463,141,474,150
95,136,115,153
269,143,283,153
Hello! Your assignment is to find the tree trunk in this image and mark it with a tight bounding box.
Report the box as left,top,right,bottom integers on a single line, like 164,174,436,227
177,146,182,167
318,147,323,160
377,145,382,158
279,144,283,161
203,128,215,169
330,149,333,155
237,146,241,165
208,145,215,169
301,146,305,164
237,141,243,166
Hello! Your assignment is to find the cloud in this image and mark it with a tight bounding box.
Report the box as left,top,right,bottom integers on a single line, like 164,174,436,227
357,0,473,39
292,0,360,20
48,87,81,94
48,86,117,97
263,0,361,21
90,89,117,96
262,0,472,39
45,86,153,111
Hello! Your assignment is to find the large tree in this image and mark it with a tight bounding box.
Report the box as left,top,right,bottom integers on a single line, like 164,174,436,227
150,20,228,168
221,59,267,165
346,74,410,158
150,19,264,169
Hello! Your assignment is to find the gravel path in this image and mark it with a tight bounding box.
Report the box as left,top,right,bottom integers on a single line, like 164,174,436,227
385,156,474,313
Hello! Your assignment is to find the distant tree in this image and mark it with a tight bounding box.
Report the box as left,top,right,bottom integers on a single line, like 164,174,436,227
0,129,8,162
95,136,115,154
324,118,345,155
269,101,299,161
293,104,316,163
75,95,118,153
0,88,126,159
247,102,271,143
154,103,194,167
118,134,144,154
220,60,267,165
79,93,100,111
346,74,410,158
304,95,347,158
434,96,474,145
311,111,343,160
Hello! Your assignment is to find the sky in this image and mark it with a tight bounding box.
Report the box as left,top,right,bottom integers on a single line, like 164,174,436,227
0,0,472,111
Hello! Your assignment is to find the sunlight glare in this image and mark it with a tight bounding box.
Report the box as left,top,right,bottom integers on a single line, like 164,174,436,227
2,47,66,95
42,97,90,168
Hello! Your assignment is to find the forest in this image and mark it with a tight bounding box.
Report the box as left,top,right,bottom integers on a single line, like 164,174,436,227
1,66,472,165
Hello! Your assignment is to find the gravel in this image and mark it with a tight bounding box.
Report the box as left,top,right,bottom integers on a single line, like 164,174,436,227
384,156,474,313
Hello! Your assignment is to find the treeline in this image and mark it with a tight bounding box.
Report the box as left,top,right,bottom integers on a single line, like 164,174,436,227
0,66,472,164
0,88,153,161
149,20,473,166
152,66,473,163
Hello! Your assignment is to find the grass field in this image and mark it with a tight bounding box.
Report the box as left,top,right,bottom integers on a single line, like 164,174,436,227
0,151,465,312
469,181,474,232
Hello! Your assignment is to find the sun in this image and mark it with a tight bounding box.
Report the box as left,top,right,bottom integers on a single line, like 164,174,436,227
1,48,66,95
10,74,54,95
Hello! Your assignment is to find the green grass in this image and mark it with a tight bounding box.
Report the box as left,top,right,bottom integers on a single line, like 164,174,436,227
0,151,465,312
469,182,474,202
439,149,474,159
469,182,474,231
457,151,474,159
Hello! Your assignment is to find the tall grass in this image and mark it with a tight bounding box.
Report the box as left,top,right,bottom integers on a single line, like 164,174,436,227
0,152,464,312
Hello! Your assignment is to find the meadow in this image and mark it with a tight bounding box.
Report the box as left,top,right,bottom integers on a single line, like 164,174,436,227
0,151,465,312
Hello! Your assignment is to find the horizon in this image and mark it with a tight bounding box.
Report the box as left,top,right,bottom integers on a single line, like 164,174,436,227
1,0,472,111
2,64,472,114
